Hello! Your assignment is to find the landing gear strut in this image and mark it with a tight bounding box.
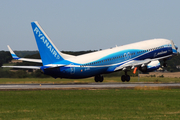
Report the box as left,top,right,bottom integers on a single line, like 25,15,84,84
163,63,167,67
94,75,104,82
163,59,167,67
121,71,130,82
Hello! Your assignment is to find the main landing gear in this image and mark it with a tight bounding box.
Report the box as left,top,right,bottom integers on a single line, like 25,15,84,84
94,75,104,82
163,59,167,67
121,71,130,82
163,62,167,67
94,72,130,82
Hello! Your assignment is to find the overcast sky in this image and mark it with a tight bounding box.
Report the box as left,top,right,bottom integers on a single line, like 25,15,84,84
0,0,180,52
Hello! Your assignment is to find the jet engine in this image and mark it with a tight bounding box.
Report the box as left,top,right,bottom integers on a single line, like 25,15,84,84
139,60,160,73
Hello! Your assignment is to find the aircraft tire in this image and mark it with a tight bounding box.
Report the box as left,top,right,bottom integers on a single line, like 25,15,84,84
125,75,130,82
121,75,126,82
95,77,99,82
94,75,104,82
99,76,104,82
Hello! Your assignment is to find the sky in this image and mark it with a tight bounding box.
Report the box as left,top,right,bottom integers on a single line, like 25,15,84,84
0,0,180,51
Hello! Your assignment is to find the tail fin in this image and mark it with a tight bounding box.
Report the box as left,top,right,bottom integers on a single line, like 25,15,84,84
31,21,73,65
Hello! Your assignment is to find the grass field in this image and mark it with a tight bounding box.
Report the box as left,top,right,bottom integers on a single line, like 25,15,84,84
0,77,180,84
1,89,180,119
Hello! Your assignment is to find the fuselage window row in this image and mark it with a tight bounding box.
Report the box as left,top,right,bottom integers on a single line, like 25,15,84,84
80,45,167,67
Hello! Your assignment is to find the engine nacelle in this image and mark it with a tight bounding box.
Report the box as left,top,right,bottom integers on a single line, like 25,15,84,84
139,60,160,73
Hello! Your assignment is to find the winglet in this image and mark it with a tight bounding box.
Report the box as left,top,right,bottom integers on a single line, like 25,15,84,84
171,40,178,55
7,45,19,60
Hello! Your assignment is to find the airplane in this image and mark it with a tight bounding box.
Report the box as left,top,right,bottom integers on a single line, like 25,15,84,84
2,21,178,82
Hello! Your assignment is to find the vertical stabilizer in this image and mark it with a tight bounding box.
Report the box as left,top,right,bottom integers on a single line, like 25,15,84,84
31,21,65,65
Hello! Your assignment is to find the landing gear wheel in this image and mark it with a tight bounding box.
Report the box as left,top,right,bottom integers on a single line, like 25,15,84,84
94,75,104,82
99,76,104,82
125,75,130,82
95,77,99,82
121,75,130,82
121,75,126,82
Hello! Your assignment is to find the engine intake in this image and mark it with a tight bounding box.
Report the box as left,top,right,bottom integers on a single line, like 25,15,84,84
139,60,160,73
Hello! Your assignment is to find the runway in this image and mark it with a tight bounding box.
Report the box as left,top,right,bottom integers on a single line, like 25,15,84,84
1,82,180,90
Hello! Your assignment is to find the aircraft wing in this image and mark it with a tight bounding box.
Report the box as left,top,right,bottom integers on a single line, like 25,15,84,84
8,45,42,63
114,54,173,71
114,59,151,71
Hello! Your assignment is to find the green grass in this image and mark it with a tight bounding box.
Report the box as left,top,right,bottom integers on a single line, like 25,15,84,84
0,77,180,84
1,89,180,119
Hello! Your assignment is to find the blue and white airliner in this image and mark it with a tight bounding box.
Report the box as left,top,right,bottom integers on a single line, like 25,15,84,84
3,21,178,82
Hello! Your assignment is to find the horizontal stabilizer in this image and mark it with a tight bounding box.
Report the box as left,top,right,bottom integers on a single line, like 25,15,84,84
2,66,41,69
7,45,42,63
17,58,42,63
